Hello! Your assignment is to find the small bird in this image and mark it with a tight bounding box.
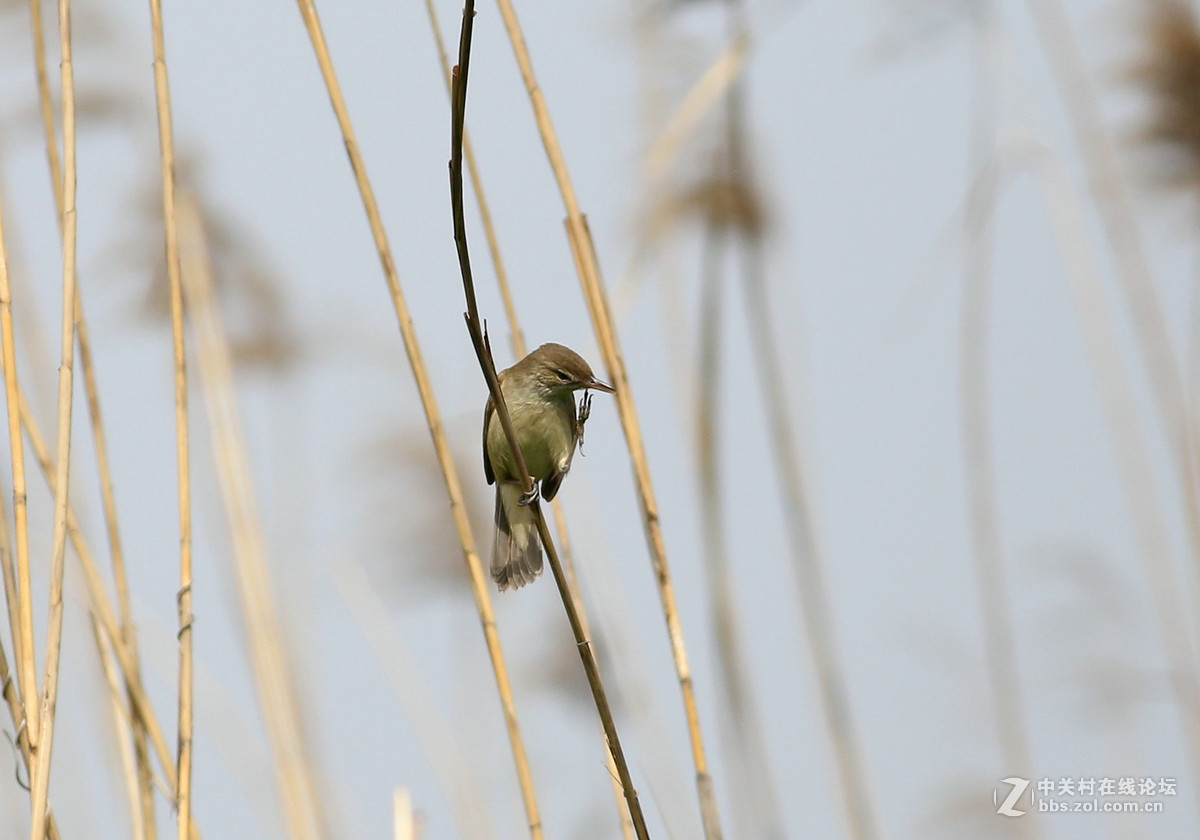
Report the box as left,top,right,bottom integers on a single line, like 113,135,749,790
483,343,614,590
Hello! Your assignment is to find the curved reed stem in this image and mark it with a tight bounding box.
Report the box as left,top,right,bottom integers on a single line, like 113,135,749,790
291,2,545,836
421,2,633,836
449,7,649,836
489,1,724,834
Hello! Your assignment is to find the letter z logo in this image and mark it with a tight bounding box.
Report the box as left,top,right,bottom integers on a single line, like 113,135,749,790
995,777,1031,816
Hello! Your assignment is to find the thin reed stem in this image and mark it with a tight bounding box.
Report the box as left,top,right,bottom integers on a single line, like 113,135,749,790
421,2,632,836
29,0,79,833
291,2,545,836
91,613,145,840
0,119,37,765
489,1,723,834
0,630,64,840
26,0,158,826
145,0,194,835
0,403,62,840
16,389,202,840
449,7,649,837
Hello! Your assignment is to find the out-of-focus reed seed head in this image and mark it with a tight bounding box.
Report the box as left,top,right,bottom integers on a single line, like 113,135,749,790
645,167,770,252
1129,0,1200,195
116,161,300,372
363,426,491,598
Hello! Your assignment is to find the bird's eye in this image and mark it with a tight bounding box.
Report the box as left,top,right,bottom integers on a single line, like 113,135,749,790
556,371,570,382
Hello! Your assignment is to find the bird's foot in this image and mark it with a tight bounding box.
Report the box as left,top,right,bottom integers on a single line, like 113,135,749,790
518,485,540,507
576,391,593,453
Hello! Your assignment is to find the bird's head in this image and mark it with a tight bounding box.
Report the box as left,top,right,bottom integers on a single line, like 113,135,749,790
524,342,614,397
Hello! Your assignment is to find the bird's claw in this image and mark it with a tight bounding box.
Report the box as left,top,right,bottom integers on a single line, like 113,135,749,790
518,486,540,507
576,390,593,454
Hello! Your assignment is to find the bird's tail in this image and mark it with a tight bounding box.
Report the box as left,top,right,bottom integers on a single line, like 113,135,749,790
492,482,543,591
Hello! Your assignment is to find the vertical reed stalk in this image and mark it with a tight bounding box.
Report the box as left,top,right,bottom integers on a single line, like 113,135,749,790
450,8,649,837
145,0,194,835
90,613,145,840
0,127,38,764
421,2,631,835
178,194,326,840
0,412,62,840
490,1,724,834
16,389,203,839
28,0,79,834
27,0,158,826
291,3,545,836
393,789,414,840
0,630,64,840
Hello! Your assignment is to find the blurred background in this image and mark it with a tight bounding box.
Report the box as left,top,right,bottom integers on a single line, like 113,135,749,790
0,0,1197,838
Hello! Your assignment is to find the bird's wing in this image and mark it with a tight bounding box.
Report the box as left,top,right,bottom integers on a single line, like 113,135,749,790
541,465,566,501
482,394,495,485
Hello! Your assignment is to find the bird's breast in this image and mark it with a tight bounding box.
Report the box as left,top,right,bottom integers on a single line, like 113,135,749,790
487,389,575,482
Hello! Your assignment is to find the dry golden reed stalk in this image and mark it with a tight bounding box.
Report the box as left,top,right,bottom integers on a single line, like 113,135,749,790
145,0,195,836
449,5,650,837
28,0,80,834
420,2,632,836
16,388,202,839
0,109,38,769
290,2,546,836
179,193,327,840
0,199,62,840
393,789,414,840
488,1,724,834
25,0,159,828
90,612,145,840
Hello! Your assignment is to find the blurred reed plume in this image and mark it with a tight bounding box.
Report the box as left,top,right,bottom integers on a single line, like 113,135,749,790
1129,0,1200,195
361,425,488,597
179,190,329,840
116,164,299,373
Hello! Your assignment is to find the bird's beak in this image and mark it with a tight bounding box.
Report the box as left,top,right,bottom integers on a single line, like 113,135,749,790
586,377,615,394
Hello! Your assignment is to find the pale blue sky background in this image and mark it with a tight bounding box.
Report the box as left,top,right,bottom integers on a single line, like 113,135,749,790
0,0,1196,838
